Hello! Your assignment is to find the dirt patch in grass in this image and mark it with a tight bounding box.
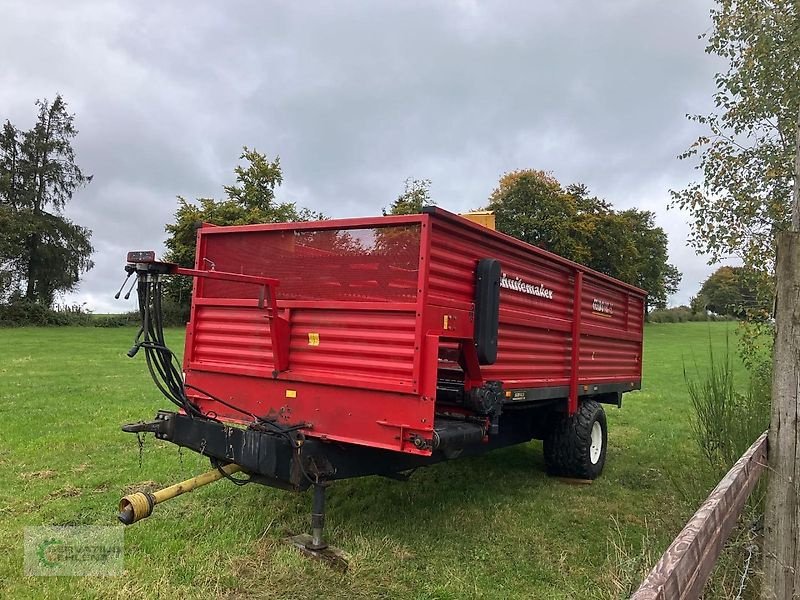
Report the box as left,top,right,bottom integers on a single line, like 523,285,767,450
20,469,57,480
123,480,160,494
47,485,82,499
91,482,112,493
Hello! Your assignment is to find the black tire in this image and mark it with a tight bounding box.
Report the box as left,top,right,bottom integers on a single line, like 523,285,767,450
543,400,608,479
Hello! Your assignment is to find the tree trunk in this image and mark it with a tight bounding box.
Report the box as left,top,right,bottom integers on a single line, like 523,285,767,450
792,105,800,232
24,233,36,301
762,231,800,599
763,102,800,600
25,113,49,305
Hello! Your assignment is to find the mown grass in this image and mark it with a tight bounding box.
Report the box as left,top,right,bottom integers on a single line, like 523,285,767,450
0,322,744,598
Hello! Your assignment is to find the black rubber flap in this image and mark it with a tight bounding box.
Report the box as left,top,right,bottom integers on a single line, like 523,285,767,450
474,258,501,365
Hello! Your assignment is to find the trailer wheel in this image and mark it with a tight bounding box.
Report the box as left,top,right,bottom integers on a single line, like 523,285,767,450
543,400,607,480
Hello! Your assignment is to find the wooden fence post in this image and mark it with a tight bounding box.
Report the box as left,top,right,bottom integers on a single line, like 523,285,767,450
762,230,800,600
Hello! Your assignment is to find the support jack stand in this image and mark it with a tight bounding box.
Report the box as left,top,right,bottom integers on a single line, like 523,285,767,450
284,482,350,571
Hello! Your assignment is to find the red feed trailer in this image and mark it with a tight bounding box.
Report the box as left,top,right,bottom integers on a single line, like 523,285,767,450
118,207,646,551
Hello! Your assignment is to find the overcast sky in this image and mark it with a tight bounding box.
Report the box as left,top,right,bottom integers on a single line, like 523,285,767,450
1,0,723,312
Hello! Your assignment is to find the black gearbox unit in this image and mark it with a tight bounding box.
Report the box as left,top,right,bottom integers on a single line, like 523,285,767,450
468,380,503,415
474,258,501,365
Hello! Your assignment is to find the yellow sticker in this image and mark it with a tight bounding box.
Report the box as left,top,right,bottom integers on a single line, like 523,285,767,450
285,390,297,398
308,332,320,346
443,315,449,329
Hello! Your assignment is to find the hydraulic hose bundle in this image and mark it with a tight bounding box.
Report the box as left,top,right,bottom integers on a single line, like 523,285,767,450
128,274,204,418
125,268,263,423
121,257,316,485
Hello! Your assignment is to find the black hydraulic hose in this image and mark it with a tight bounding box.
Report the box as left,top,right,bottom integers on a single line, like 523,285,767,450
143,284,184,407
127,272,318,485
135,277,202,417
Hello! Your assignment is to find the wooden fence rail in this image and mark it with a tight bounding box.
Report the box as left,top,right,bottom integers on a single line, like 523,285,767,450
631,431,768,600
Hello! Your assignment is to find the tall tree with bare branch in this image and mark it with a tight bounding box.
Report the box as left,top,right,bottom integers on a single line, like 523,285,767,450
672,2,800,597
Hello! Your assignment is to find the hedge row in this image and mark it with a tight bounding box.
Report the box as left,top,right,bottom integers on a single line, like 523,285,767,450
647,306,735,323
0,301,186,327
2,301,735,327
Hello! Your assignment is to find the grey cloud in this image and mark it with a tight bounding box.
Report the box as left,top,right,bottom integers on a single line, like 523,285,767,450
0,0,720,312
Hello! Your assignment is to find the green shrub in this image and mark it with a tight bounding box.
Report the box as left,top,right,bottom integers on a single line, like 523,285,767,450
160,297,190,327
0,301,48,325
92,312,140,328
685,338,771,473
0,295,187,328
648,306,733,323
682,343,769,598
0,301,93,326
93,303,186,328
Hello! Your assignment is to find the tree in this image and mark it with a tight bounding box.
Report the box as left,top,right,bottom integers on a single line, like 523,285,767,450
693,265,772,318
672,2,800,597
223,147,285,212
671,2,798,273
0,122,23,296
383,178,435,215
486,170,680,309
614,209,682,309
487,170,587,261
163,147,322,313
0,96,93,306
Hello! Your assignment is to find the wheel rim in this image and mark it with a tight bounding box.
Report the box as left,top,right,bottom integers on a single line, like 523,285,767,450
590,421,603,464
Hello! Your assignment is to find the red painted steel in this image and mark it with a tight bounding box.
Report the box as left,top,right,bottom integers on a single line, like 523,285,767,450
181,208,646,456
569,271,583,414
174,267,288,371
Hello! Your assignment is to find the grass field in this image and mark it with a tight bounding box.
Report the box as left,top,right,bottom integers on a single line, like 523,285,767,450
0,322,746,599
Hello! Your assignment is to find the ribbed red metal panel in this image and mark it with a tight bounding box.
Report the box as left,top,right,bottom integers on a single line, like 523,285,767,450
426,209,645,391
428,217,573,388
287,308,418,392
192,305,273,370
